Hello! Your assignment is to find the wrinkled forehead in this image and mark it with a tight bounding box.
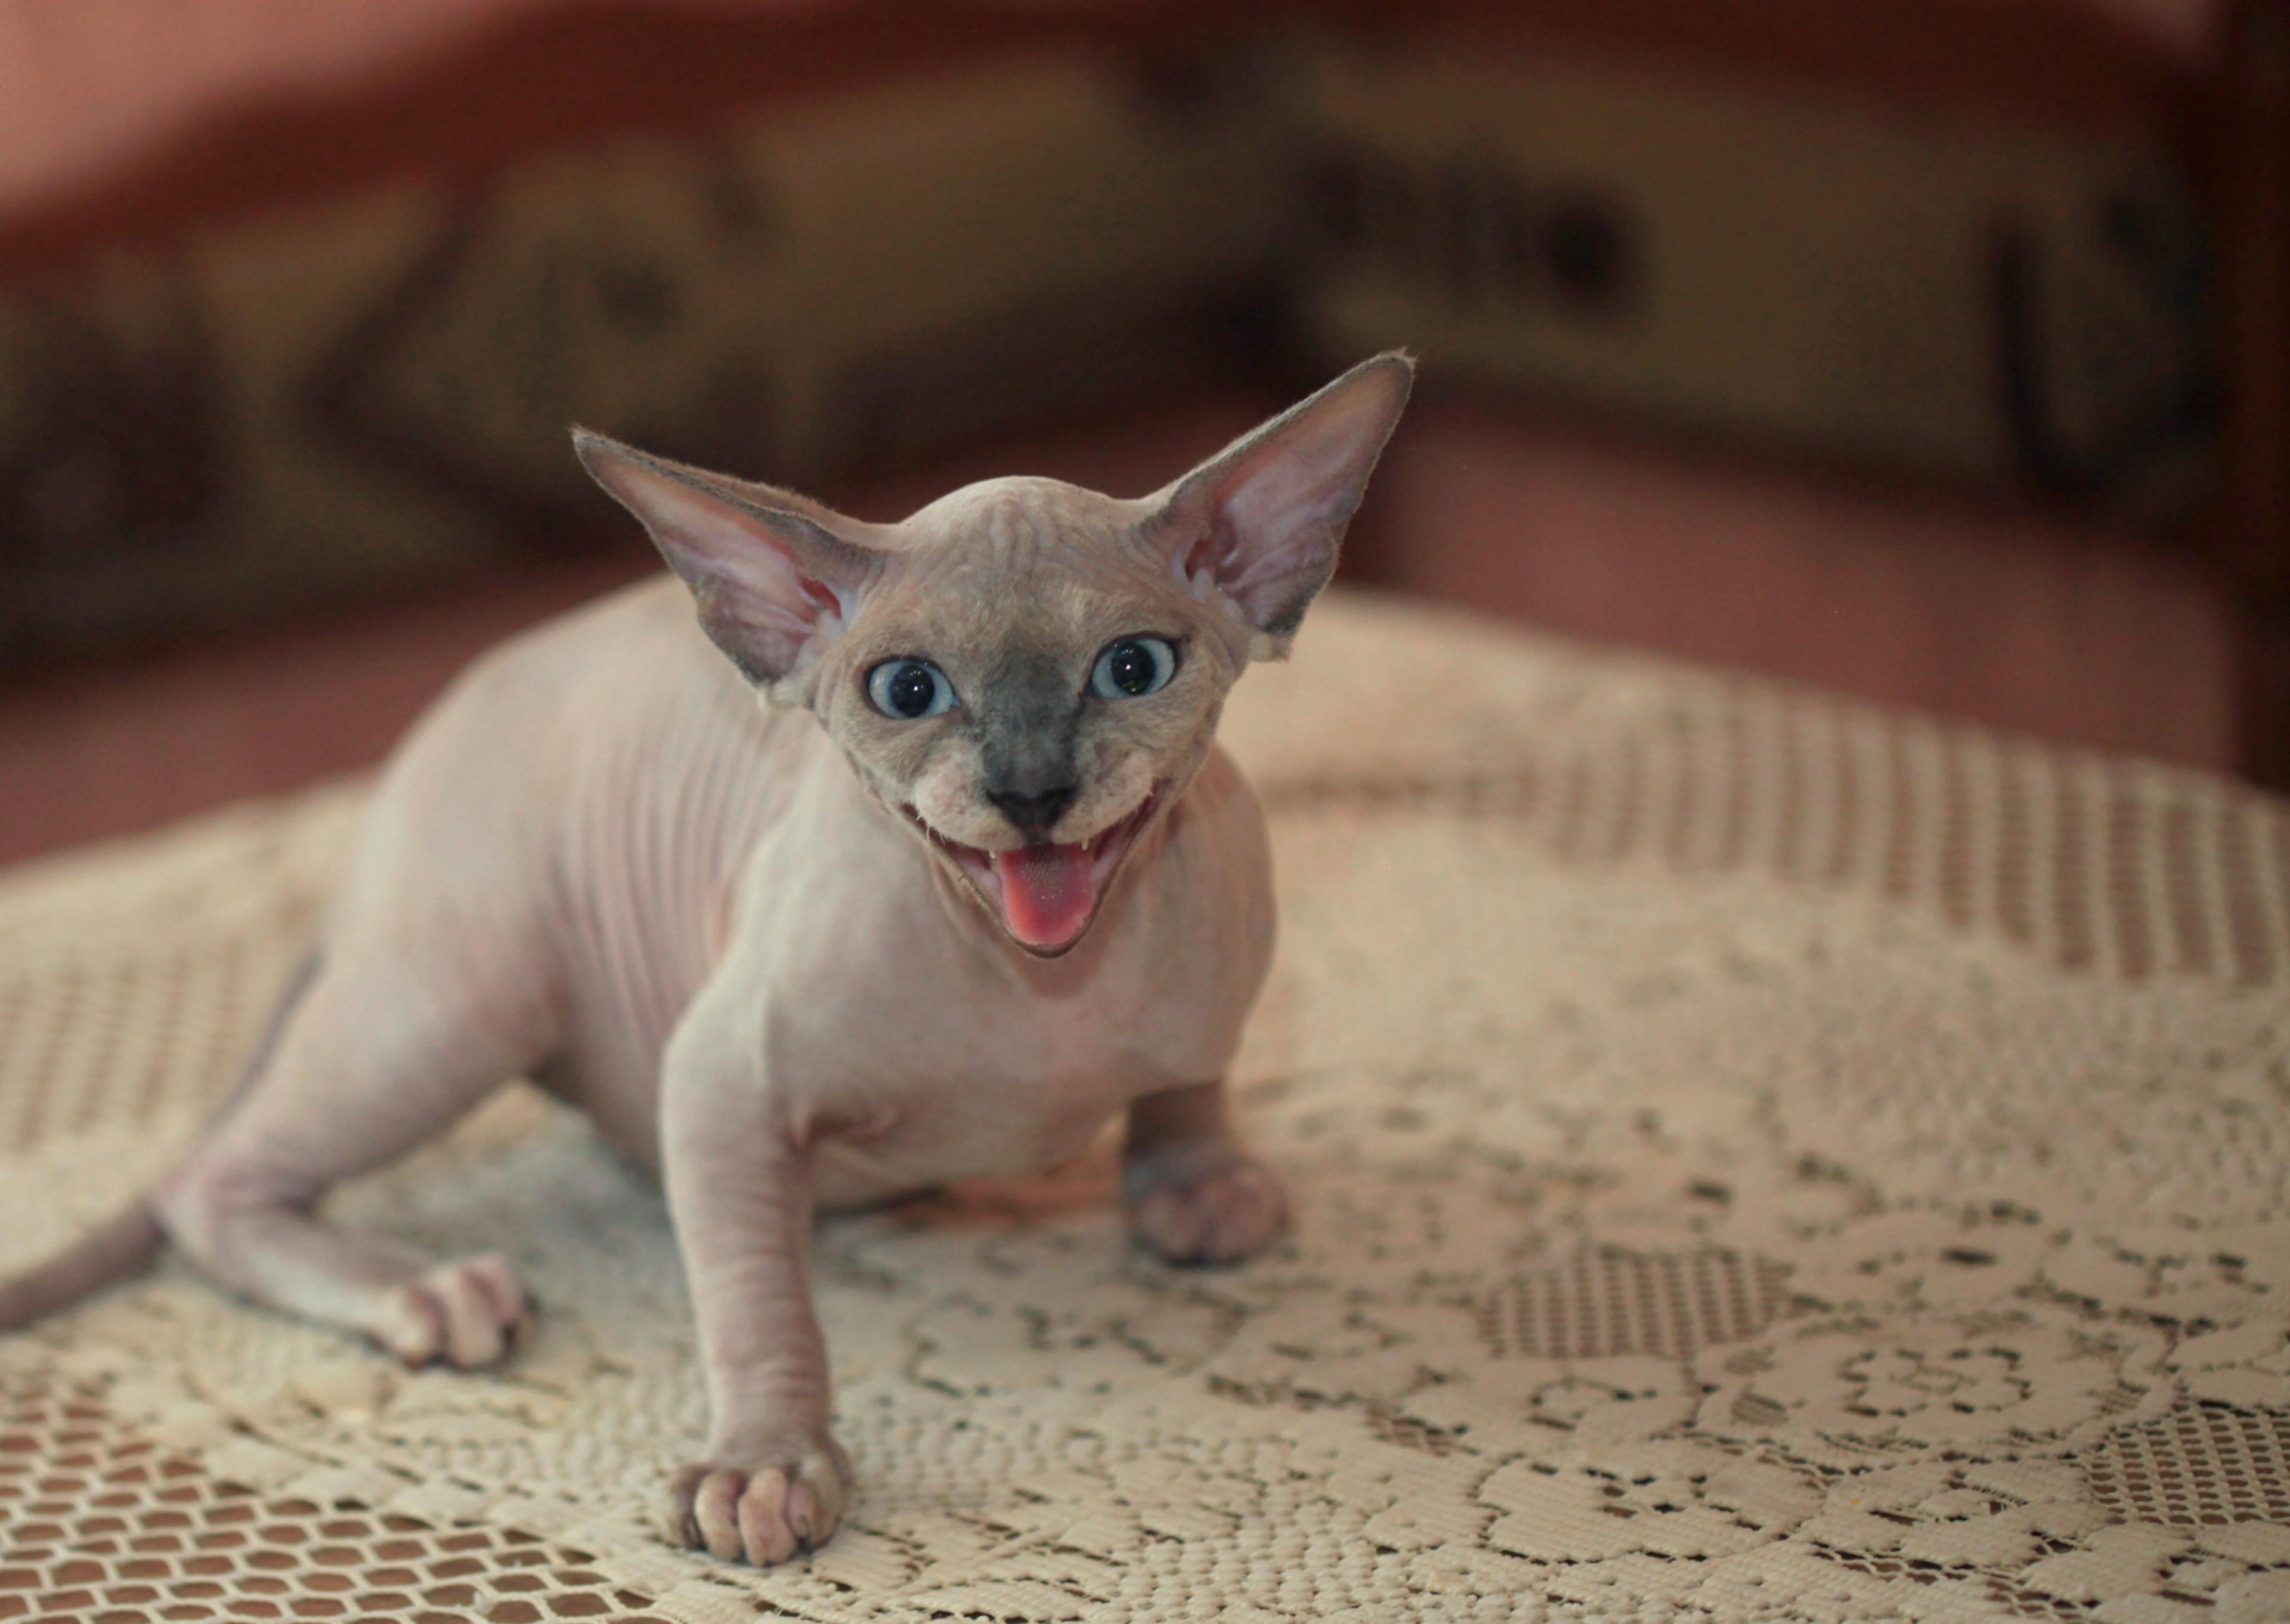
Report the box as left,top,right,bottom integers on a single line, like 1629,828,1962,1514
872,479,1170,644
900,477,1149,571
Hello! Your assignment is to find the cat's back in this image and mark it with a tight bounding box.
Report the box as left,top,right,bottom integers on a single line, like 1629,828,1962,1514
457,572,743,739
383,572,793,789
343,572,814,924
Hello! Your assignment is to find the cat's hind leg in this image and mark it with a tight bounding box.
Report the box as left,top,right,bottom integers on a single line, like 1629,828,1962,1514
152,944,554,1366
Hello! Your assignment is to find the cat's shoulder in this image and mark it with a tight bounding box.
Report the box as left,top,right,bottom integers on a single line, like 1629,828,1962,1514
445,574,723,704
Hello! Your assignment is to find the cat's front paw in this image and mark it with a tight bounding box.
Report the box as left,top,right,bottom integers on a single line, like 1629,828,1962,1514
1125,1147,1288,1266
667,1436,850,1565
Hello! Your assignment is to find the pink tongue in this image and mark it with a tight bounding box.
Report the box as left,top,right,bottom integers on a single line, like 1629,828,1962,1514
993,842,1098,947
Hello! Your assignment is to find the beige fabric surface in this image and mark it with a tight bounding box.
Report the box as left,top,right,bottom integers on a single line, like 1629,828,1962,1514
4,588,2289,1623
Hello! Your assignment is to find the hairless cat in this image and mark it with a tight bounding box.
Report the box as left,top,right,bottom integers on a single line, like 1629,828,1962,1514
0,353,1414,1565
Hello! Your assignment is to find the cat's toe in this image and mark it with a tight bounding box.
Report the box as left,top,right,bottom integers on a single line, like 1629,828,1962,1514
1128,1151,1288,1266
377,1254,528,1368
667,1440,849,1565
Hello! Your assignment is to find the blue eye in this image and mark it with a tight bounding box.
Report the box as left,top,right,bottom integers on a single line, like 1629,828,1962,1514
1091,636,1178,699
867,659,956,719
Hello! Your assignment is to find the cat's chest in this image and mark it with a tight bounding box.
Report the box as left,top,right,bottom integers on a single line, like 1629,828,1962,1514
787,912,1202,1097
769,879,1239,1200
729,765,1270,1201
793,972,1183,1202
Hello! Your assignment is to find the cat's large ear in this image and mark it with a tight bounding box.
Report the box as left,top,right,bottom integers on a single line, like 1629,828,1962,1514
1148,352,1413,658
573,429,881,694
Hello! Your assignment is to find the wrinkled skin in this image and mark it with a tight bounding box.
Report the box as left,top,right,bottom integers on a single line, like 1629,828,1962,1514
0,355,1412,1566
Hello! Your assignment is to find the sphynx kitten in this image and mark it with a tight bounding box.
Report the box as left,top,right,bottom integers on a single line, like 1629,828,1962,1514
0,353,1413,1564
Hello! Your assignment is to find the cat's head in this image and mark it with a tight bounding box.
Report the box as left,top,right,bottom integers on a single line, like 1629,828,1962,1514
574,354,1412,957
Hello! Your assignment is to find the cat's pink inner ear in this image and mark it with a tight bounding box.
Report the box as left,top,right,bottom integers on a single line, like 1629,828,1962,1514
1175,354,1413,639
574,430,865,683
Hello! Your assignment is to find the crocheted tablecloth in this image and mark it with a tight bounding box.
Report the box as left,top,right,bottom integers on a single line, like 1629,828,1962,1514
4,589,2288,1623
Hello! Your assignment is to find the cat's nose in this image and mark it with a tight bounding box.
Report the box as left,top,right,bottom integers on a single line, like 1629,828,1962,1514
988,784,1077,842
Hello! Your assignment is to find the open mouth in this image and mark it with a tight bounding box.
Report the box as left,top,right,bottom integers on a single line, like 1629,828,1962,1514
907,788,1163,956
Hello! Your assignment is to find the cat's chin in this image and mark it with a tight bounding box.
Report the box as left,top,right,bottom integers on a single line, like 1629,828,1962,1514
905,789,1164,957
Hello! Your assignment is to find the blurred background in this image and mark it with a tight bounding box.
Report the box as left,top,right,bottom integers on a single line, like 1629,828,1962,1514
0,0,2281,865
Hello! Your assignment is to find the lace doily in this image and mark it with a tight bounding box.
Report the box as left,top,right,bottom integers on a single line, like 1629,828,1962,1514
5,590,2287,1623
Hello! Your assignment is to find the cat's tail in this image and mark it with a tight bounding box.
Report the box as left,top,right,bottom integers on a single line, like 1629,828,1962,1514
0,944,322,1335
0,1202,165,1331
